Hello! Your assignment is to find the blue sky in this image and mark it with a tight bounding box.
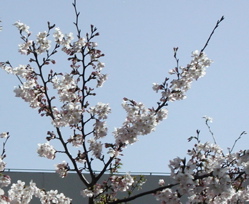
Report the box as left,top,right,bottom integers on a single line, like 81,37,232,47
1,1,249,174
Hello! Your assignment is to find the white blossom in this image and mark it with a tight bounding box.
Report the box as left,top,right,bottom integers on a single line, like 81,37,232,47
81,189,94,198
52,74,78,102
13,21,30,33
110,173,134,192
203,115,213,123
36,31,51,54
37,142,56,160
52,102,83,127
0,158,6,172
55,161,69,178
89,102,111,120
113,100,167,145
0,132,8,138
0,175,11,188
69,134,83,147
13,79,44,109
93,120,108,139
88,138,102,159
155,188,180,204
158,179,165,186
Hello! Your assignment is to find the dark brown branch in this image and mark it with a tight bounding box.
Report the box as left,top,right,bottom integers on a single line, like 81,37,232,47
201,16,224,53
107,183,179,204
229,131,247,154
1,133,10,158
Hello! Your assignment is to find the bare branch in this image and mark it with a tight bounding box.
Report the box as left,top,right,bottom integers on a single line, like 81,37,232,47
229,131,247,154
201,16,224,53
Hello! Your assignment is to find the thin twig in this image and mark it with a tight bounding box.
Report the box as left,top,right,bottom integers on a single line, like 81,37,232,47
1,134,10,158
201,16,224,53
107,183,178,204
205,120,217,144
229,131,247,154
72,0,81,38
173,47,180,79
5,61,24,85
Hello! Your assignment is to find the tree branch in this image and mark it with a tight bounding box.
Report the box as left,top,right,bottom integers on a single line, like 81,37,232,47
201,16,224,53
107,183,179,204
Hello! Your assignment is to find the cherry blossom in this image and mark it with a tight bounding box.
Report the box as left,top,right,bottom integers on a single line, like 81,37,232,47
13,21,30,34
37,142,56,160
81,189,94,198
0,175,11,188
110,173,135,192
52,74,78,103
89,102,111,120
0,132,8,139
113,100,168,145
55,161,69,178
68,134,84,147
0,3,230,204
155,188,180,204
36,31,51,54
0,158,6,172
88,138,102,159
93,120,108,139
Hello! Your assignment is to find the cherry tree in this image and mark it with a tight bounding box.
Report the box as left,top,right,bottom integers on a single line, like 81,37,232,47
1,1,249,204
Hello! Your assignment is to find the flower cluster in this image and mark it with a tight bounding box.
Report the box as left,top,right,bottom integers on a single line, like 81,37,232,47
93,120,108,139
81,173,136,201
13,21,53,55
37,142,56,160
0,158,6,172
52,74,78,103
0,135,71,204
110,173,134,192
14,79,45,109
13,21,30,34
89,102,111,140
18,40,33,55
89,102,111,120
53,27,74,49
0,64,34,79
52,102,83,127
68,134,84,147
0,20,108,133
155,140,249,203
153,50,212,102
0,9,228,204
0,175,11,188
55,161,69,178
0,63,46,109
81,184,103,198
36,31,51,54
154,188,180,204
8,180,38,203
113,99,168,145
88,138,102,159
8,180,72,204
0,132,8,139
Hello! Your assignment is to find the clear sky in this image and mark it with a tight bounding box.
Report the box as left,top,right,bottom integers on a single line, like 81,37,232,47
1,1,249,174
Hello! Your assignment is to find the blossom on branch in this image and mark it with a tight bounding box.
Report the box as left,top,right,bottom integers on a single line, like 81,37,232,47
37,142,56,160
0,3,228,204
89,102,111,120
55,161,69,178
0,132,8,139
154,50,213,102
88,138,102,159
113,100,168,145
13,21,30,34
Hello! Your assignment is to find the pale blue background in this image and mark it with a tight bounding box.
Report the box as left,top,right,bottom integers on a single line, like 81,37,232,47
0,1,249,174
